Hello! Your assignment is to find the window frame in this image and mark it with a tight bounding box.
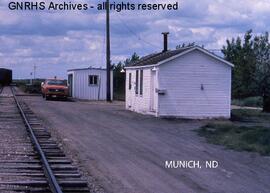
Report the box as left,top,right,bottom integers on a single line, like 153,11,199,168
89,75,99,86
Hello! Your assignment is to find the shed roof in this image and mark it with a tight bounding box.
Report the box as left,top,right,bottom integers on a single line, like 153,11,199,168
67,67,106,72
125,46,234,69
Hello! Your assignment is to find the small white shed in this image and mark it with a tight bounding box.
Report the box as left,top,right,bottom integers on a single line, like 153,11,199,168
67,67,113,100
125,46,234,119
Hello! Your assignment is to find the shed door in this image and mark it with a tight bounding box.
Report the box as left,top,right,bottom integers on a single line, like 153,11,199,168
150,71,157,112
68,74,73,97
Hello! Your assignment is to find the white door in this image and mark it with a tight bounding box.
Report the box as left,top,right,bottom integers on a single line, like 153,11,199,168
150,70,157,112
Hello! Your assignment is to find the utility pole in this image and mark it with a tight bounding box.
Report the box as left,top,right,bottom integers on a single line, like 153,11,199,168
30,72,33,85
34,64,37,79
106,0,111,102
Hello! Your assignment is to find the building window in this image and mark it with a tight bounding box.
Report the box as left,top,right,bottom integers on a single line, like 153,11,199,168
89,75,99,85
135,70,139,94
140,70,143,95
129,73,132,90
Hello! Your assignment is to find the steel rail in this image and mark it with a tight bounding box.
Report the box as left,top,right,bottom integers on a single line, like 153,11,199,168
10,86,63,193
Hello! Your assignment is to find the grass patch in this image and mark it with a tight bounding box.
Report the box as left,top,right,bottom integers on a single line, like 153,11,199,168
231,109,270,122
198,122,270,156
232,96,263,108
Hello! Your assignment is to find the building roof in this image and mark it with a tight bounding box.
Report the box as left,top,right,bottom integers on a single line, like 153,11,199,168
0,68,12,72
67,67,106,72
125,46,234,69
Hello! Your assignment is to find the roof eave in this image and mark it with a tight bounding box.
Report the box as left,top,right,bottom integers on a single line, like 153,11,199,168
124,64,158,69
194,46,235,67
156,46,234,68
67,67,107,72
125,46,234,69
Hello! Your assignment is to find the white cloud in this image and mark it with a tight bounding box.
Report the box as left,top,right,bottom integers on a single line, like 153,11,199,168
0,0,269,78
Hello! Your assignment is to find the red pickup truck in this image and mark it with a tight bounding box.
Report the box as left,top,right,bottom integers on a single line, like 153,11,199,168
41,79,68,100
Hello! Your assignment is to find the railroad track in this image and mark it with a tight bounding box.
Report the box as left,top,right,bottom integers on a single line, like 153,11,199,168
0,86,90,193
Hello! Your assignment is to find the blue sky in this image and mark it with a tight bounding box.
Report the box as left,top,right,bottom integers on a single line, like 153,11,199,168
0,0,270,79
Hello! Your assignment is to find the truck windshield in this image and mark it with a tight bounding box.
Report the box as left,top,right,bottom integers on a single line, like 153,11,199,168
47,80,66,86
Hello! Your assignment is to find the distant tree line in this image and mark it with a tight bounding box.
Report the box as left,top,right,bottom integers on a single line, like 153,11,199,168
222,30,270,112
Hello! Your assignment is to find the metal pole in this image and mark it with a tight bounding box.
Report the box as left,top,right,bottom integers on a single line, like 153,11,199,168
106,0,111,102
162,32,169,52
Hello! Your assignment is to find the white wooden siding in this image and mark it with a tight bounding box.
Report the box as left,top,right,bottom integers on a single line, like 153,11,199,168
125,68,154,114
69,69,107,100
158,50,231,118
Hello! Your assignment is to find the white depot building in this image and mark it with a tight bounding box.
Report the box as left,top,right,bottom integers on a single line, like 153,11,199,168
125,35,234,119
67,67,113,101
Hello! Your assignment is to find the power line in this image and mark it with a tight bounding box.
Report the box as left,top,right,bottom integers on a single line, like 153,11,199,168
115,14,161,49
208,49,222,52
113,14,224,53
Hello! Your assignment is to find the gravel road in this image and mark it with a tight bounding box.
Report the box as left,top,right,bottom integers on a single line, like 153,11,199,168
21,96,270,193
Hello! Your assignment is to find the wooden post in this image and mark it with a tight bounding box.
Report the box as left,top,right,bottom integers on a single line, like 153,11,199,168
106,0,111,102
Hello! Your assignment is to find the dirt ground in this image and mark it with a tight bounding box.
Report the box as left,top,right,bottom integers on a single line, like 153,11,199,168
21,96,270,193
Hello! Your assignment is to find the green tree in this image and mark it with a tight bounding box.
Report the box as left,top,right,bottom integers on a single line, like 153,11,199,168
222,30,257,98
123,52,140,65
113,53,140,100
222,30,270,112
253,32,270,112
176,42,196,49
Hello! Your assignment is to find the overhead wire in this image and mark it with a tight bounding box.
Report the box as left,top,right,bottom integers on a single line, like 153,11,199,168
114,12,162,49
